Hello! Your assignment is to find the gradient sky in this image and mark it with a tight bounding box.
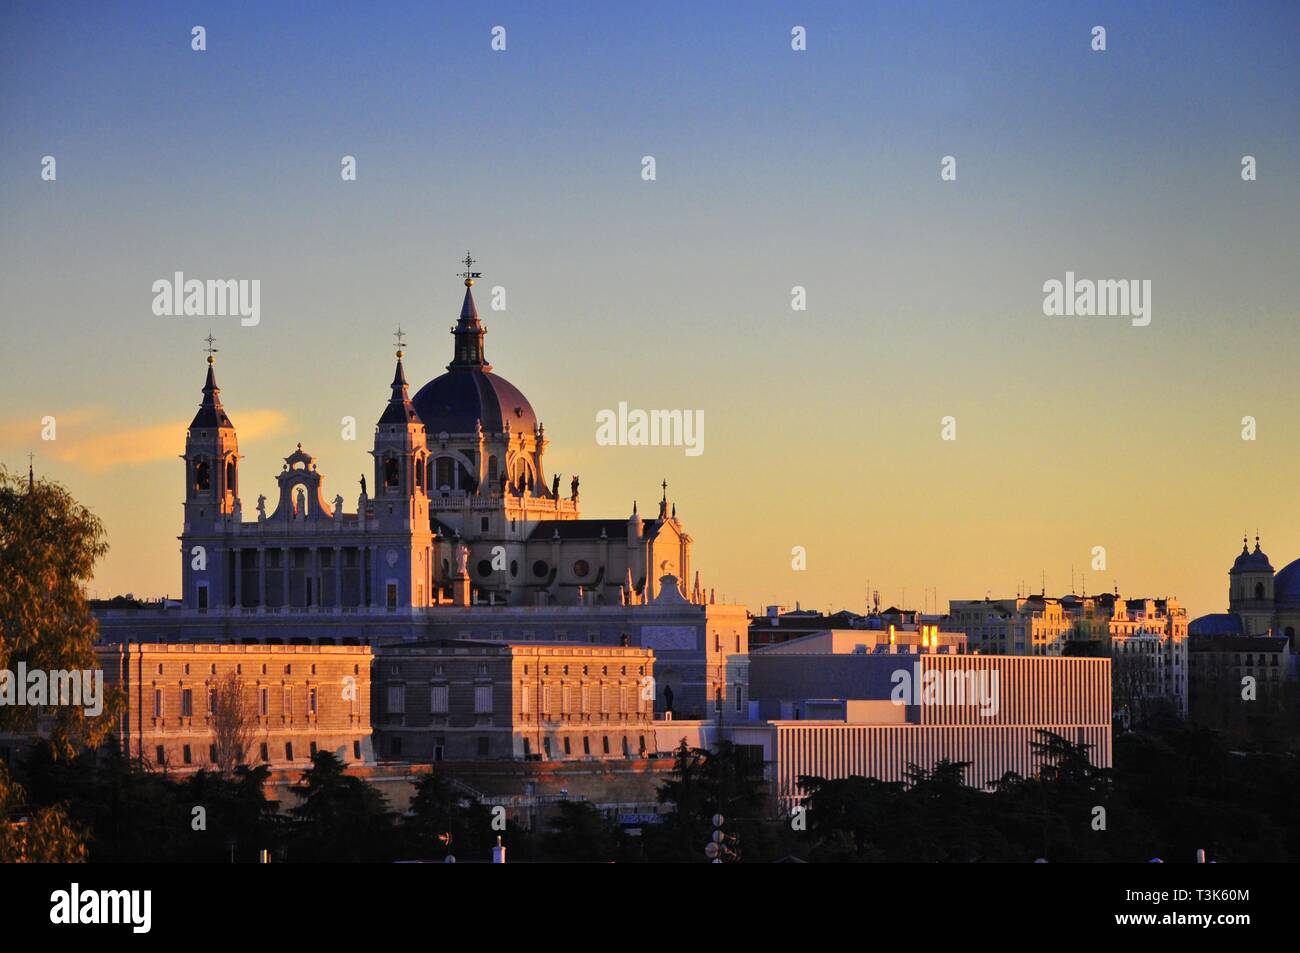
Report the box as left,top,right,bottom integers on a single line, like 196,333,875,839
2,1,1298,619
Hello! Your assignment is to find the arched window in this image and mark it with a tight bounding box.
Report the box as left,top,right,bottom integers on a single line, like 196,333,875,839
224,457,236,493
414,458,424,489
487,455,499,482
193,459,210,492
384,457,399,488
1255,582,1265,600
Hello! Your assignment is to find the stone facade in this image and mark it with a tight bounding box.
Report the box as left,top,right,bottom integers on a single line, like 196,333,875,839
373,641,656,762
96,643,374,772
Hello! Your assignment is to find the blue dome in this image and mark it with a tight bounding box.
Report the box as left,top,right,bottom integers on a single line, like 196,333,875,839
1189,613,1245,637
1273,558,1300,607
412,369,537,436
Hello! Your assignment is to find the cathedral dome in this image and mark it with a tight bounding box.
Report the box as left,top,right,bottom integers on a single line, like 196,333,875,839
1272,558,1300,607
412,370,537,435
411,269,539,436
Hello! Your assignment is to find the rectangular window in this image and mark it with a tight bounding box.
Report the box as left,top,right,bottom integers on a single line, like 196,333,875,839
309,741,318,757
583,736,591,755
430,684,449,714
209,744,218,764
477,736,490,757
283,686,293,717
259,742,269,762
309,687,318,714
388,684,406,714
434,738,445,762
153,689,163,719
735,685,743,711
386,583,398,610
563,736,571,755
353,740,362,760
519,684,531,714
285,742,294,761
197,585,208,610
600,686,610,714
208,687,218,714
542,686,554,716
182,744,192,765
259,687,269,716
474,685,493,714
180,688,193,717
602,736,610,755
155,745,165,764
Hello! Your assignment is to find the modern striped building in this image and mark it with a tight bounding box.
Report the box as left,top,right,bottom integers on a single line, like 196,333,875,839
741,648,1112,808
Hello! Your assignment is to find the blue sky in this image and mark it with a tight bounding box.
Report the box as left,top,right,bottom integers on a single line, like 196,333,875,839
2,1,1298,614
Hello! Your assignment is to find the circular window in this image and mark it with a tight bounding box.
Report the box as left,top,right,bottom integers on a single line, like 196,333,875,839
573,559,590,578
477,559,494,577
532,560,549,578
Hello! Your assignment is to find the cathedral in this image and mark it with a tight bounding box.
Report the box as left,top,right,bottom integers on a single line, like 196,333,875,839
1189,535,1300,649
179,268,699,615
97,262,749,720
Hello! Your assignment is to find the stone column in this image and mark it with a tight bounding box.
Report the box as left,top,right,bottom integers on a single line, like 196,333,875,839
257,547,266,607
282,547,290,608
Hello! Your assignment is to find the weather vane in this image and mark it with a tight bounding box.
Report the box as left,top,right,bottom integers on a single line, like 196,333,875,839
458,251,483,284
203,331,218,363
393,325,407,353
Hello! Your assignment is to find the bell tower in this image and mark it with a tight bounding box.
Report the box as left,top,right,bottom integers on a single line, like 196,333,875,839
369,331,434,607
1229,534,1275,636
181,336,240,609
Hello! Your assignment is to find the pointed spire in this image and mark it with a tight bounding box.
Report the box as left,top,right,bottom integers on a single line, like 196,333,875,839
449,253,490,370
379,337,421,426
190,339,233,429
27,452,34,492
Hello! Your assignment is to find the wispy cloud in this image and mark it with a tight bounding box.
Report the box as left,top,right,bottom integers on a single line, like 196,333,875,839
0,408,290,473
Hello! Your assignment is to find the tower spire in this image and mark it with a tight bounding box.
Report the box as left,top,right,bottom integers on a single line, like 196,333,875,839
449,252,490,370
379,329,420,425
191,333,233,429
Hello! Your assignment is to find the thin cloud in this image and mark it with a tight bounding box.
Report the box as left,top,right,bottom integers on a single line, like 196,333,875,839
1,408,290,473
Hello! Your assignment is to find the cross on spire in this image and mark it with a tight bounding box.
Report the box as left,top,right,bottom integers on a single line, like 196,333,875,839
661,479,668,500
458,251,483,284
203,331,218,363
393,325,407,355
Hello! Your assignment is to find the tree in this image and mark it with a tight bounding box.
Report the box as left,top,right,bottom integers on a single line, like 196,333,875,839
403,771,495,861
650,740,774,861
0,466,121,757
541,800,628,862
0,762,87,862
211,671,258,775
287,751,394,861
